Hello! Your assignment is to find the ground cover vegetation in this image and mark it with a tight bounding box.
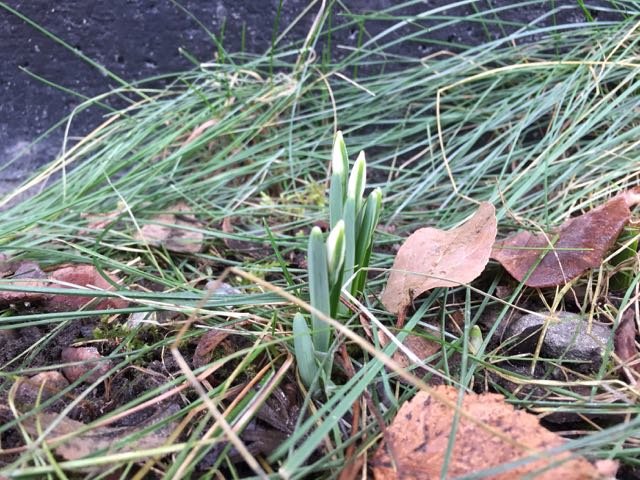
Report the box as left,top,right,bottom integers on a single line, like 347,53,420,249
1,1,640,478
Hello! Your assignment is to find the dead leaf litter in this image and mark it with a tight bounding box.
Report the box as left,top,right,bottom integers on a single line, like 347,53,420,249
371,386,607,480
491,189,640,287
381,202,497,317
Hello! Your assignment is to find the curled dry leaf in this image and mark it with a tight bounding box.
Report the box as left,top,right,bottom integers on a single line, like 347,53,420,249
0,264,128,312
381,203,497,316
199,383,302,468
491,189,640,288
205,280,241,296
614,310,639,378
193,329,233,368
378,330,440,372
182,118,219,147
61,347,112,383
134,202,203,253
193,324,249,369
14,372,69,408
21,403,180,460
371,386,602,480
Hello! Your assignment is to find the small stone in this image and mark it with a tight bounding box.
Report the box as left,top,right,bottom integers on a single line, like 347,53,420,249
503,311,612,372
61,347,112,383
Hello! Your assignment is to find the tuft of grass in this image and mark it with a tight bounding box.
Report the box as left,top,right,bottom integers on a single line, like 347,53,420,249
1,1,640,478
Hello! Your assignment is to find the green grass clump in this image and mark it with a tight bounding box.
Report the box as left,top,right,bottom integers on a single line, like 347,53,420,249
1,1,640,478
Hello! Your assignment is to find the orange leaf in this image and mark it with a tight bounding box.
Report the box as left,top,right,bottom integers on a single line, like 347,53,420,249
371,386,603,480
381,203,496,316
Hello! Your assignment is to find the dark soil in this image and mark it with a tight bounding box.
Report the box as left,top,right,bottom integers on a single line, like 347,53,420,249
0,313,184,466
0,304,304,477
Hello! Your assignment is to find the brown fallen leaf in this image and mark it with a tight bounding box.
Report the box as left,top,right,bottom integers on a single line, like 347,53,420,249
193,329,234,368
491,190,640,288
134,202,203,253
614,310,639,379
14,372,70,408
61,347,112,384
371,386,603,480
381,203,497,317
378,331,441,371
81,203,126,232
221,217,271,259
21,403,180,460
0,264,128,312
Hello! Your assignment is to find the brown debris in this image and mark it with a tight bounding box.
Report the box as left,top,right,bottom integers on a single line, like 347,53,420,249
20,403,180,460
192,321,252,369
221,217,271,259
491,191,640,288
371,386,602,480
193,329,235,369
381,203,497,317
81,205,126,232
614,310,640,379
0,264,128,312
134,202,204,253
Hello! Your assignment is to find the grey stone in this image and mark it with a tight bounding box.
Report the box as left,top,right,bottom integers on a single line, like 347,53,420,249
503,311,612,372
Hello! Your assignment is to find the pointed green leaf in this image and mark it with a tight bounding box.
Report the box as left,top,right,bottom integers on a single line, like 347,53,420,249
327,220,346,285
347,151,366,212
469,325,483,355
329,269,344,318
329,173,344,229
327,220,346,316
353,188,382,296
355,188,382,266
308,226,331,352
292,313,318,388
342,197,357,301
332,131,349,191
